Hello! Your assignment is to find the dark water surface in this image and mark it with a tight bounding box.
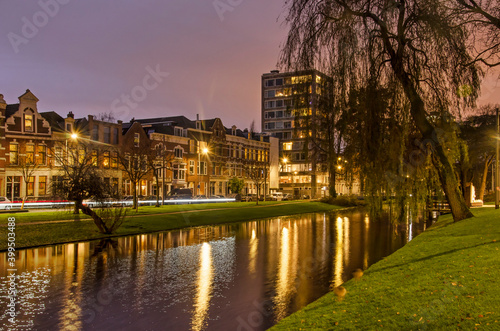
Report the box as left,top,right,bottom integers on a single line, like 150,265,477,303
0,209,433,330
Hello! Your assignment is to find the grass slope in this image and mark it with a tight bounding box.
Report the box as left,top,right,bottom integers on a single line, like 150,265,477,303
272,208,500,330
0,201,342,250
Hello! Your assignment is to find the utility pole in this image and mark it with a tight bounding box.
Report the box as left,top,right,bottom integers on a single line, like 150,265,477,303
496,107,499,209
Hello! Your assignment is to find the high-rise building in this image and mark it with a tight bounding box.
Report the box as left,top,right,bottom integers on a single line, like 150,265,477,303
261,69,334,199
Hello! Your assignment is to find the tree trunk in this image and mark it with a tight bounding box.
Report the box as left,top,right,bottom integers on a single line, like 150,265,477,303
478,156,493,201
329,161,337,198
77,202,110,234
397,74,473,221
132,181,138,211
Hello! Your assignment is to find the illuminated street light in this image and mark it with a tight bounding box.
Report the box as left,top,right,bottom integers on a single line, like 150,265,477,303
71,133,78,140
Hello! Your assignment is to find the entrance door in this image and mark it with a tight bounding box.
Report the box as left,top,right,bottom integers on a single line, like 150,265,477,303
6,176,21,201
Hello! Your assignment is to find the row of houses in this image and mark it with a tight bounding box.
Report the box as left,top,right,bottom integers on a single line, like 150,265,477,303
0,90,279,201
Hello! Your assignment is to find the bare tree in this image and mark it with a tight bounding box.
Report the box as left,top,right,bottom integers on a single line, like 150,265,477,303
245,163,268,205
51,141,125,234
118,140,152,211
17,154,39,210
280,0,481,221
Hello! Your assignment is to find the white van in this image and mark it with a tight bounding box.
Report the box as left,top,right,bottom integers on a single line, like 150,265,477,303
271,192,283,201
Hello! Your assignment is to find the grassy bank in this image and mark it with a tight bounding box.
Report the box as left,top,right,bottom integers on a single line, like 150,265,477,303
272,207,500,330
0,201,342,250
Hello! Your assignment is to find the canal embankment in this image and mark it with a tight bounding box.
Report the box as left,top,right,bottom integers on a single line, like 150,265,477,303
271,207,500,330
0,201,344,251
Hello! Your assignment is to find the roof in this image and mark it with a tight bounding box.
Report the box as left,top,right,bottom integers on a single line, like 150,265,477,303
5,104,19,118
40,111,64,130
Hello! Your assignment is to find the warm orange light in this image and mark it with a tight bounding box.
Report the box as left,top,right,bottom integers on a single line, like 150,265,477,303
202,147,209,154
71,133,78,140
283,158,288,163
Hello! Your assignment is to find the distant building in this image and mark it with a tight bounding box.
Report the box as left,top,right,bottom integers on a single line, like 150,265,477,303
261,69,360,197
125,115,279,198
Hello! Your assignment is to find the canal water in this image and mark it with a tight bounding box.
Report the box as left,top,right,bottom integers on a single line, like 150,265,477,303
0,209,432,330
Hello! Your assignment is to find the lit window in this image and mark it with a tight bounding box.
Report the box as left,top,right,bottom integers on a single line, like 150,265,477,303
37,145,46,165
26,145,35,164
189,160,195,175
103,151,110,168
134,133,140,147
25,114,33,132
9,143,19,165
92,150,98,166
39,176,47,196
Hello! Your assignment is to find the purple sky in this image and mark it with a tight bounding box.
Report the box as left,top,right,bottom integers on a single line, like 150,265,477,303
0,0,288,130
1,1,498,131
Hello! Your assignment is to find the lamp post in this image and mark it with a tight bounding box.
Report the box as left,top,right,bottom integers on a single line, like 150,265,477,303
496,107,499,209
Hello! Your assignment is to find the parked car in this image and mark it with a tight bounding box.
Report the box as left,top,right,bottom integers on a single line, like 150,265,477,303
282,193,291,201
193,195,208,200
0,197,13,210
227,193,241,202
209,195,225,199
166,188,193,200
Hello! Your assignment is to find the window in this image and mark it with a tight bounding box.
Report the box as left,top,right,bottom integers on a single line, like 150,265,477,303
102,151,110,168
265,122,275,130
173,164,186,180
174,147,183,158
265,101,275,109
111,152,118,169
66,123,72,132
111,178,119,195
265,79,274,87
134,133,140,147
197,161,207,175
92,126,99,141
104,127,111,144
275,78,283,86
283,142,293,151
25,114,33,132
276,110,283,118
38,176,47,196
174,127,183,137
113,128,119,144
189,160,195,175
27,176,35,196
283,132,292,140
9,143,18,165
265,90,276,98
92,150,98,166
26,145,35,164
54,147,62,166
276,100,284,108
37,145,47,165
284,121,292,129
276,122,284,129
78,149,85,164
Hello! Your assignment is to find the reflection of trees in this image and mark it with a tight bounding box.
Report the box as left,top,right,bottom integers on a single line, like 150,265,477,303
91,239,119,258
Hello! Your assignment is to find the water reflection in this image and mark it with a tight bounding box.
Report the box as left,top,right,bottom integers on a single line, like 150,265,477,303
192,243,213,331
0,210,432,330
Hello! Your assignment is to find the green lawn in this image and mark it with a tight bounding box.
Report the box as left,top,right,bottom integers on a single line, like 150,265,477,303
0,201,343,250
271,207,500,330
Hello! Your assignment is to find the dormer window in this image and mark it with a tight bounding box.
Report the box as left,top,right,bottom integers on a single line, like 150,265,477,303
66,123,72,132
174,127,183,137
174,147,183,158
25,114,33,132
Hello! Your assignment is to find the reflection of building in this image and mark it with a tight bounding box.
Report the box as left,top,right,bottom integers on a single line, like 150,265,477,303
262,70,360,197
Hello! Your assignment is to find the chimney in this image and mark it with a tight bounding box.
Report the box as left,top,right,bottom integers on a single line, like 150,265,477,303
196,114,199,121
67,111,74,119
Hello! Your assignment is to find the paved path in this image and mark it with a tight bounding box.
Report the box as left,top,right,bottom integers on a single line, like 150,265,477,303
1,201,309,227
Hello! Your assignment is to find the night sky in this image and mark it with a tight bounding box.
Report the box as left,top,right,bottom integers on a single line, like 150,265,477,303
1,1,498,130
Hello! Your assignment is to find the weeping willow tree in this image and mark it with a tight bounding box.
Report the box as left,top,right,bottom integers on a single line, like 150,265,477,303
280,0,481,221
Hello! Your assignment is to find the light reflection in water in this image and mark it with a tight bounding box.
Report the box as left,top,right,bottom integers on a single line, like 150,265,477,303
248,229,258,274
192,242,213,331
0,210,431,331
274,226,290,320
